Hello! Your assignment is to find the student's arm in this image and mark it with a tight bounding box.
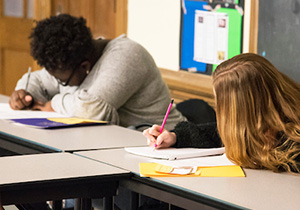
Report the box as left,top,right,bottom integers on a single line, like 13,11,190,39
173,121,222,148
10,68,60,110
143,122,222,149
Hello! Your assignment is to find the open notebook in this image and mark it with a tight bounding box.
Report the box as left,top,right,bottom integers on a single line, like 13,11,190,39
125,146,225,160
0,102,68,119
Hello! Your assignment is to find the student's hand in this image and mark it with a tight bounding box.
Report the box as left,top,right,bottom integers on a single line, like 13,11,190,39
9,89,33,110
143,124,177,149
32,101,54,112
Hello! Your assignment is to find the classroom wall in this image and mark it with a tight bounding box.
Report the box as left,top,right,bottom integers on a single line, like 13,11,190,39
127,0,181,71
127,0,252,71
243,0,251,52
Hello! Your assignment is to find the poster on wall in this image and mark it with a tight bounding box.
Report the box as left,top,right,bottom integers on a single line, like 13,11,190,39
180,0,243,75
193,10,229,65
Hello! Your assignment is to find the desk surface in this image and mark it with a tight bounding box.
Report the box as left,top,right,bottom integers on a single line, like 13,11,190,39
76,148,300,210
0,119,147,152
0,94,147,153
0,152,130,205
0,95,9,103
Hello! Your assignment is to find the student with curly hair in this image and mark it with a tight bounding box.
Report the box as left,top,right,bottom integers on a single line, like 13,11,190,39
144,53,300,173
9,14,186,130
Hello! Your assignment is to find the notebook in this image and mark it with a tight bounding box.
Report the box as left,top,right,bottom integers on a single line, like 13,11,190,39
0,102,68,119
125,146,225,160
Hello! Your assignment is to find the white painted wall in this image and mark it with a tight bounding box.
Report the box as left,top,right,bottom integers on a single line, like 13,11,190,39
243,0,251,53
127,0,181,71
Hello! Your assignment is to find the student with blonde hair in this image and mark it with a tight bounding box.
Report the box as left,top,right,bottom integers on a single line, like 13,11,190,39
144,53,300,173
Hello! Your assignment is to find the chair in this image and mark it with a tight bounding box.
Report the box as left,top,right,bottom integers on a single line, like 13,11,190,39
176,99,216,124
128,99,216,131
127,123,154,131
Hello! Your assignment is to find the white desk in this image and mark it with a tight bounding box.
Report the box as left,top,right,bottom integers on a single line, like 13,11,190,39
0,95,147,209
0,152,130,210
0,95,9,103
0,94,147,154
76,148,300,210
0,119,147,154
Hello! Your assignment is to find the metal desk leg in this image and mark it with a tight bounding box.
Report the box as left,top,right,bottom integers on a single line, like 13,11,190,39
74,198,81,210
74,198,92,210
130,191,139,210
81,198,92,210
52,200,63,210
103,197,113,210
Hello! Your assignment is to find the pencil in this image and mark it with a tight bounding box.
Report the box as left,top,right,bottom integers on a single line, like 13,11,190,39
25,67,32,92
154,98,174,149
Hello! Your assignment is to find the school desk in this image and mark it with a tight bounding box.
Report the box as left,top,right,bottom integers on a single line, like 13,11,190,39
0,152,130,210
0,94,147,154
0,94,143,209
0,119,147,154
76,148,300,210
0,94,9,103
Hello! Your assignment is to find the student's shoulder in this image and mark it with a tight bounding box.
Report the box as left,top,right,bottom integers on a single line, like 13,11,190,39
109,35,145,51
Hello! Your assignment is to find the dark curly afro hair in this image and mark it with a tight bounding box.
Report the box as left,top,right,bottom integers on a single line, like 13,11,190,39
29,14,94,71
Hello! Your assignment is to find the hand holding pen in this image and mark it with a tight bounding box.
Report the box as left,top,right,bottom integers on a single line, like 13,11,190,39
142,99,177,149
9,67,33,110
155,99,174,148
24,67,33,103
143,124,177,149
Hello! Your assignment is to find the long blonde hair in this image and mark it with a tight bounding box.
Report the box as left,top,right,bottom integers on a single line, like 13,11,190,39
213,53,300,172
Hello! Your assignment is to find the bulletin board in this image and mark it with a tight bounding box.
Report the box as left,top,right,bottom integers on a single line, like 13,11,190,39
257,0,300,83
180,0,244,75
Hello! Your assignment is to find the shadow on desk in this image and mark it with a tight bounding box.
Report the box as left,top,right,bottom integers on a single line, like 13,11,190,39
0,148,17,157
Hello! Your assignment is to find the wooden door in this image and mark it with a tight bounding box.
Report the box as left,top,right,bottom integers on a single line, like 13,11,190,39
53,0,127,39
0,0,127,96
0,0,35,95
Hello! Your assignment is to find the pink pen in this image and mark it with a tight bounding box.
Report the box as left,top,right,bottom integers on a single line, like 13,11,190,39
154,99,174,149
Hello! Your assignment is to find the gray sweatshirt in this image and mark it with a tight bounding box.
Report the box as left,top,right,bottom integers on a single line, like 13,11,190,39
15,35,186,130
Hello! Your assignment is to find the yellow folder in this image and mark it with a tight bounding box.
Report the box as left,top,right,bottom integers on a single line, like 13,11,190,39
139,163,245,177
48,118,107,124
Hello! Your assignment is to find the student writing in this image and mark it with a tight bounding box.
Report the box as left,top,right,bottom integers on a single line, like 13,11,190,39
144,53,300,173
9,14,186,130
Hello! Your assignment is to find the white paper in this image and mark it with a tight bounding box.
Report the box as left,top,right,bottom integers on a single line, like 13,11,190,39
193,10,228,65
125,146,225,161
0,103,69,119
170,166,197,175
154,153,235,167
